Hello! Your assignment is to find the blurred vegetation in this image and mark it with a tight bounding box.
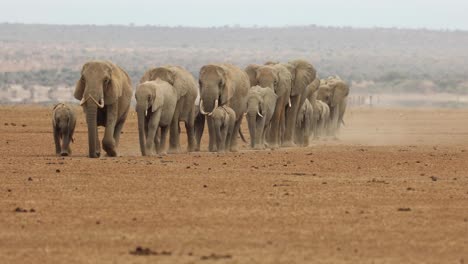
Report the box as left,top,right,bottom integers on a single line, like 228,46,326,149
1,23,468,94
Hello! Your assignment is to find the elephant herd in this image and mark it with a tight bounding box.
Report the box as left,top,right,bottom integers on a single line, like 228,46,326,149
52,60,349,158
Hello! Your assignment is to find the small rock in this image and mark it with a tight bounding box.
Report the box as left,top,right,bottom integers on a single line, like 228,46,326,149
203,185,207,188
29,208,36,213
27,177,33,181
7,189,11,192
430,176,438,181
56,169,60,173
398,208,411,212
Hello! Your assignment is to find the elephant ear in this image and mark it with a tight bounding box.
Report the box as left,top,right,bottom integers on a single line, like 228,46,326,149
218,66,234,106
244,64,260,87
274,65,292,96
168,66,193,100
151,84,163,112
140,68,154,84
331,80,349,107
73,64,88,100
289,60,316,97
104,64,124,105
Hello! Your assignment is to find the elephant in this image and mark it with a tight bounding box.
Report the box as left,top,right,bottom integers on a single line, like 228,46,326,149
198,64,250,152
268,60,317,147
210,105,236,153
52,103,76,156
246,85,278,150
295,98,314,147
315,100,330,138
193,95,205,152
305,78,322,140
140,65,197,153
244,63,291,149
316,76,350,138
135,80,177,156
74,60,133,158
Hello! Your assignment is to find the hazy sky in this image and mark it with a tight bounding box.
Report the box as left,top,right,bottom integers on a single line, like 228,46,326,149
1,0,467,30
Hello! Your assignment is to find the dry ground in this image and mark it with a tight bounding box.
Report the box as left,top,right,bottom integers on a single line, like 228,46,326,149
0,105,467,264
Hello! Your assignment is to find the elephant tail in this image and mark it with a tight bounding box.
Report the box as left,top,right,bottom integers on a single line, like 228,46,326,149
238,127,247,143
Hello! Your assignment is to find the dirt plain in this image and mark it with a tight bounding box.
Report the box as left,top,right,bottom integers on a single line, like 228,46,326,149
0,105,467,264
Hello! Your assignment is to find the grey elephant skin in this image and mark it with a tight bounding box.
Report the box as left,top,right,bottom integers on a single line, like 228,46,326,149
267,60,317,147
52,103,76,156
198,64,249,152
317,76,349,138
135,80,177,156
140,66,197,153
315,100,330,138
246,86,278,150
210,105,236,153
74,61,133,158
305,78,323,140
295,99,314,147
245,64,291,149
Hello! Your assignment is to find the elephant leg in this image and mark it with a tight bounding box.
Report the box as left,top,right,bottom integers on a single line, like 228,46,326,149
102,105,118,157
146,114,160,156
168,104,182,154
225,125,233,152
207,116,216,152
61,129,71,156
53,128,61,155
194,114,205,152
214,121,224,153
113,116,127,149
159,126,169,155
269,97,284,149
229,118,242,152
283,95,300,147
185,110,196,153
331,106,340,139
154,127,161,154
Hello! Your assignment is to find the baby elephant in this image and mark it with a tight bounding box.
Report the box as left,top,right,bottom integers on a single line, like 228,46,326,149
246,86,277,150
210,105,236,153
52,103,76,156
135,80,177,156
295,99,314,147
316,100,330,138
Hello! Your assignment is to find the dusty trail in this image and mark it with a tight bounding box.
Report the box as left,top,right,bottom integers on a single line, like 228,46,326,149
0,106,467,263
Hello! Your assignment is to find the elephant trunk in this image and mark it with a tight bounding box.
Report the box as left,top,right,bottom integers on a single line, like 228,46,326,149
247,113,257,148
200,91,219,114
136,105,147,156
85,103,98,158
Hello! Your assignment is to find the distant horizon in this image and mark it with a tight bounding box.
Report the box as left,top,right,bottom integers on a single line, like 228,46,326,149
2,21,468,32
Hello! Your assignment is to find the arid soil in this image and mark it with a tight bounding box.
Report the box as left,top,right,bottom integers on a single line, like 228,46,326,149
0,106,467,264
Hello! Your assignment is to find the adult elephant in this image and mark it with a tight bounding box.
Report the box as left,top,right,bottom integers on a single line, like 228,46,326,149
316,76,349,138
245,64,291,149
268,60,316,147
198,64,249,152
140,66,197,153
74,60,132,158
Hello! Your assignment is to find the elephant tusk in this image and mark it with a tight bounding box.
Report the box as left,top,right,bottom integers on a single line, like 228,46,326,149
80,97,87,106
97,98,105,109
257,111,264,118
199,100,209,115
288,98,292,107
214,99,219,109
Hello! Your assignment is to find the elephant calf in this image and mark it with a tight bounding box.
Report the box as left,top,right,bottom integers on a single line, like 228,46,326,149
295,99,314,147
246,86,278,150
210,105,236,153
52,103,76,156
135,80,177,156
316,100,330,138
